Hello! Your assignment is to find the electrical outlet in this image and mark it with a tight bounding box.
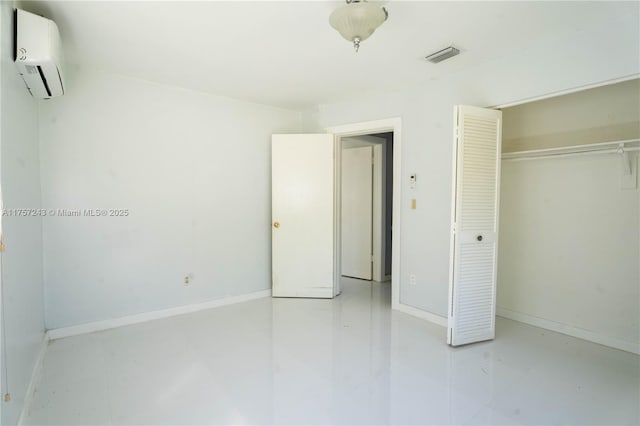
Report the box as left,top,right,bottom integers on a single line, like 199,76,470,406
409,274,416,285
184,273,195,286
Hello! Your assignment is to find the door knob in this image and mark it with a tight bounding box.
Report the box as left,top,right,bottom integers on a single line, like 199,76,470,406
273,221,280,229
477,235,483,242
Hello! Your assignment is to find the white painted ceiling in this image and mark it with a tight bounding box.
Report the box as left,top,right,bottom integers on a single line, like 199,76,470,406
24,1,639,110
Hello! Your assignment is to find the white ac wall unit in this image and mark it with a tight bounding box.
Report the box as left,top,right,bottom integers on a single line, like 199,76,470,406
14,9,65,98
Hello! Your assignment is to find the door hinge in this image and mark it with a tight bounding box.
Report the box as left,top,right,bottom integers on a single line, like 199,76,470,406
371,254,374,262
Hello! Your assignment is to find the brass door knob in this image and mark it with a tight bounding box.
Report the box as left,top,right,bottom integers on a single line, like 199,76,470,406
273,221,280,228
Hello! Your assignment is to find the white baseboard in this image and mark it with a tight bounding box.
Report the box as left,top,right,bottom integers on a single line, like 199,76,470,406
497,307,640,355
17,332,50,426
48,289,272,340
394,302,448,327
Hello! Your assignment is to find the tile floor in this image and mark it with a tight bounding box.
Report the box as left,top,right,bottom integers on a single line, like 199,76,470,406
23,278,640,425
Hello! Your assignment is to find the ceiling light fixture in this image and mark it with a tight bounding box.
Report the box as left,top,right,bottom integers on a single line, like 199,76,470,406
329,0,388,53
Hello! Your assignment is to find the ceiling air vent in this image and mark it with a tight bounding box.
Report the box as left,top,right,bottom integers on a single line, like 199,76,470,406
425,46,460,63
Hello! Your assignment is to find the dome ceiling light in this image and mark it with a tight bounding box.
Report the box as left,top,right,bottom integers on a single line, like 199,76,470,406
329,0,388,52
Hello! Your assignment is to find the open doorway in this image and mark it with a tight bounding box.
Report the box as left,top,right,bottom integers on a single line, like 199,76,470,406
327,118,402,308
340,133,393,283
271,118,401,304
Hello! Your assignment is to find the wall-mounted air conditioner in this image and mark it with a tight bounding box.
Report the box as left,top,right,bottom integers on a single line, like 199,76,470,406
14,8,65,99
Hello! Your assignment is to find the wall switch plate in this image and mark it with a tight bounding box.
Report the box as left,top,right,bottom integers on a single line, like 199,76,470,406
409,274,416,285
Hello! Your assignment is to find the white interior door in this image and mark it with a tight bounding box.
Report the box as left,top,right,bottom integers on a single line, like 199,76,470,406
272,134,335,298
341,146,373,280
448,105,502,346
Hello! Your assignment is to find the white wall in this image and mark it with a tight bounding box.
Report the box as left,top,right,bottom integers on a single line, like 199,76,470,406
39,69,301,329
1,2,46,425
498,154,639,350
307,15,639,319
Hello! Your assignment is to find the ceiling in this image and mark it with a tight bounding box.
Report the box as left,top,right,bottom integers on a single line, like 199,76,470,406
24,1,640,110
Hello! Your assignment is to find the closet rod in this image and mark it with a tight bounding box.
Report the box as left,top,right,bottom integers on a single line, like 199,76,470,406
502,138,640,161
502,146,640,162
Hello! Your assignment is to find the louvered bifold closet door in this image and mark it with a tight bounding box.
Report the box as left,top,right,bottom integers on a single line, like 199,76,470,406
448,105,502,346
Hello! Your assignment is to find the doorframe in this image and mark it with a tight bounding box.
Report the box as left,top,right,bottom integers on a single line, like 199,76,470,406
326,118,401,309
491,74,639,109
